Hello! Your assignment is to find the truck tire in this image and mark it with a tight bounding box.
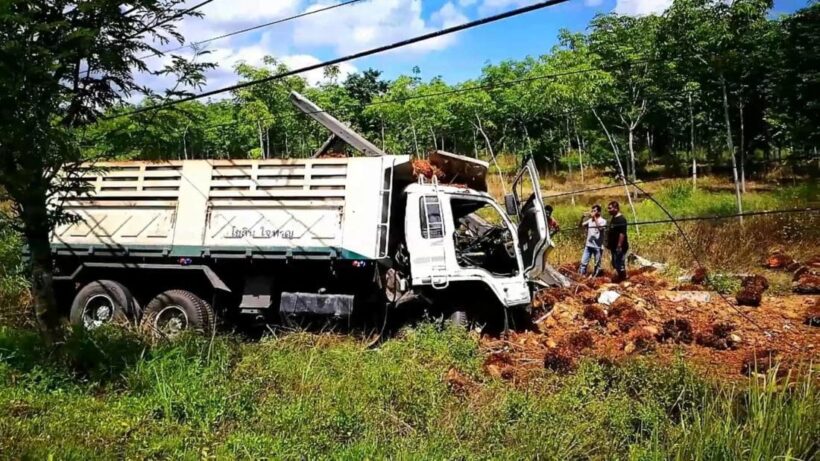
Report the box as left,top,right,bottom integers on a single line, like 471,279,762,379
140,290,213,339
69,280,140,330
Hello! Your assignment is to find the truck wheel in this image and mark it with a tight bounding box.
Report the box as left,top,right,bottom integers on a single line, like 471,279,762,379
447,309,470,329
70,280,139,330
141,290,213,339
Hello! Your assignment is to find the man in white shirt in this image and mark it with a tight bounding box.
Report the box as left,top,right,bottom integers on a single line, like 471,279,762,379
578,204,607,276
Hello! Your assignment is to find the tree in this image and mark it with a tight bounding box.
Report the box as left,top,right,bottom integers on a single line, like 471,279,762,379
0,0,212,336
772,2,820,153
589,14,661,182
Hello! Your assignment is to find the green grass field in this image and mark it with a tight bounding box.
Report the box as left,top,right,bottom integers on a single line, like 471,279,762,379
0,325,817,460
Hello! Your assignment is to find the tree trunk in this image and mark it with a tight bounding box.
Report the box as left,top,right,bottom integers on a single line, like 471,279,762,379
429,127,438,151
739,100,746,193
257,122,265,159
689,92,696,190
522,124,533,159
408,115,420,157
380,118,385,150
18,193,62,339
720,75,744,221
472,128,479,158
182,125,189,160
474,114,507,195
285,131,290,157
265,127,270,159
574,121,584,182
627,127,637,182
593,108,640,234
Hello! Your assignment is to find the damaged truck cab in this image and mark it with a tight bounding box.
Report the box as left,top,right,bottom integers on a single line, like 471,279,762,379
399,155,556,317
51,92,565,336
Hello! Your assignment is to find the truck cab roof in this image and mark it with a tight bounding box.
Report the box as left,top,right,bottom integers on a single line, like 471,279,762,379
403,182,495,201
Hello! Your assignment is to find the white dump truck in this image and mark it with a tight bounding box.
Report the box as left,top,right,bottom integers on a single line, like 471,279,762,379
52,92,566,336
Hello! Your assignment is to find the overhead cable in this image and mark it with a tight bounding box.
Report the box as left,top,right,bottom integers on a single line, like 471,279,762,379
109,0,574,119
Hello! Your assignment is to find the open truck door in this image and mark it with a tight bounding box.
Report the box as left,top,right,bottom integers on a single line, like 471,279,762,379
509,158,552,279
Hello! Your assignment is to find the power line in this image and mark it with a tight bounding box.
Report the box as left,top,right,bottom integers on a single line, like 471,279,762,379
110,0,574,119
557,207,820,234
622,178,772,334
544,177,671,199
147,0,367,59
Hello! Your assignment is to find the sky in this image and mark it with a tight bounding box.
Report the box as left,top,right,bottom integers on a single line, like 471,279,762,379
140,0,810,100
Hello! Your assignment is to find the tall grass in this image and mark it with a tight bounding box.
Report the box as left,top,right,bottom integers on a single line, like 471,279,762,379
0,325,817,460
546,181,819,271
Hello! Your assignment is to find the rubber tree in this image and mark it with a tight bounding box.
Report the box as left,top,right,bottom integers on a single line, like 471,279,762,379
0,0,213,337
588,14,660,183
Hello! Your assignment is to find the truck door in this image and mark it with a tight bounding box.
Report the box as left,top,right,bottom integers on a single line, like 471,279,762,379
511,159,552,278
406,193,450,288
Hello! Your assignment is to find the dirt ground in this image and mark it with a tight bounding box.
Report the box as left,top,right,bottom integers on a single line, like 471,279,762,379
479,262,819,382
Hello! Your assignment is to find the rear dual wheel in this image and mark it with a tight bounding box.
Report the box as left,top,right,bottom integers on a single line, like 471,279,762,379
140,290,214,340
70,280,140,330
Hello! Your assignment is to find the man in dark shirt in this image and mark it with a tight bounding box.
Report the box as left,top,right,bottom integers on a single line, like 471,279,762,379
606,201,629,281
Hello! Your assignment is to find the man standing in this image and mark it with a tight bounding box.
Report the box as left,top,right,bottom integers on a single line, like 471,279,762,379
606,201,629,281
578,204,606,276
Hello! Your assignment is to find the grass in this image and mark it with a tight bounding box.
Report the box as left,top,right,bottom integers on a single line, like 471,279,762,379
0,324,817,460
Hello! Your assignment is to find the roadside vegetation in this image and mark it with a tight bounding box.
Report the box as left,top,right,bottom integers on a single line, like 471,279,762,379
0,324,817,460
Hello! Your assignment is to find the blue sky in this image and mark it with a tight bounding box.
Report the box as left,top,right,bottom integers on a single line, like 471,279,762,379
142,0,811,97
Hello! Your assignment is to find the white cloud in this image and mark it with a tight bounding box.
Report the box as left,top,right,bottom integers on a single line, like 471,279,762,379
292,0,468,55
614,0,672,15
477,0,538,15
135,0,465,99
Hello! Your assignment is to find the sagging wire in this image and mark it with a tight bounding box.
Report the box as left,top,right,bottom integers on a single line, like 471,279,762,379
621,176,770,335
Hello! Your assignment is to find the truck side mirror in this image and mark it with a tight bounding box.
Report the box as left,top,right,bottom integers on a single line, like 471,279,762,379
504,194,517,216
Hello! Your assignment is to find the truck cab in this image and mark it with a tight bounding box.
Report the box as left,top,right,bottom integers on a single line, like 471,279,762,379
393,152,562,322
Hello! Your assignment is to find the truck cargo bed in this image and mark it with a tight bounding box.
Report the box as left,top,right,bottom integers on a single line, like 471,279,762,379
53,157,410,261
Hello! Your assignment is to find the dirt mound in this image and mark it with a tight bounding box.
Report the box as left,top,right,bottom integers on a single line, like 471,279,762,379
793,273,820,294
762,251,795,270
696,322,740,350
624,328,656,354
478,266,818,381
567,331,595,350
483,352,515,380
543,347,575,373
736,275,769,307
583,304,608,326
630,274,666,288
615,307,645,333
532,290,558,314
608,296,634,316
740,349,783,376
805,303,820,327
692,267,708,284
659,318,694,344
